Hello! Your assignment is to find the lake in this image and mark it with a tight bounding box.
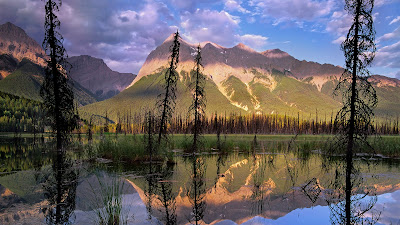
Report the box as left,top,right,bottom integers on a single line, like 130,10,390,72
0,136,399,224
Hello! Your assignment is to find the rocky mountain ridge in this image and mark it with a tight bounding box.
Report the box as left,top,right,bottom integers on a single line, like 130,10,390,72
67,55,136,100
0,22,135,102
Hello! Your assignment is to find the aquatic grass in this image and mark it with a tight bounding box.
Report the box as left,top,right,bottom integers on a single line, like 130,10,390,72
86,134,400,162
369,136,400,158
96,136,152,162
88,172,128,225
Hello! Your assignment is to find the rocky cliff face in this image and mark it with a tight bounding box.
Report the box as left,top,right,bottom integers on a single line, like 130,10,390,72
0,22,47,78
130,34,344,89
83,33,400,120
67,55,136,100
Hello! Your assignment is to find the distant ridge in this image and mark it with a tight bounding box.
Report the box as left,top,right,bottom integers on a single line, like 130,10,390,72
67,55,136,100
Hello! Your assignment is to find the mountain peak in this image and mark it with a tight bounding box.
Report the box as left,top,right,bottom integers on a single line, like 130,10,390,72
0,22,30,41
199,41,224,49
262,49,291,58
0,22,47,67
67,55,136,100
234,43,256,52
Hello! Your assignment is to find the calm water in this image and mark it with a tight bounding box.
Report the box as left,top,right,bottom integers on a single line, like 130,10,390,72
0,137,400,225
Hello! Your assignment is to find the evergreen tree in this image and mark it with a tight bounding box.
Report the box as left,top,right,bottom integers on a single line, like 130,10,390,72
104,110,109,133
157,31,180,145
188,45,206,152
41,0,76,149
144,110,156,160
333,0,377,224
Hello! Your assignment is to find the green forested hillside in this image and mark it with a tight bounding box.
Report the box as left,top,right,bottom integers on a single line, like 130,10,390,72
0,91,44,132
80,69,243,122
0,58,97,106
80,67,400,122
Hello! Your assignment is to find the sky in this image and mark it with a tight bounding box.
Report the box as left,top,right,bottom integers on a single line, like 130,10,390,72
0,0,399,78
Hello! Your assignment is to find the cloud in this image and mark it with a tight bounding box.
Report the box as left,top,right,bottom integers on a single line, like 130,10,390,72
375,0,386,7
396,71,400,79
374,41,400,68
224,0,250,13
168,0,220,11
180,9,240,46
236,34,268,51
0,0,44,41
0,0,177,74
250,0,335,22
389,16,400,25
379,27,400,42
326,11,352,35
332,36,346,44
326,10,353,44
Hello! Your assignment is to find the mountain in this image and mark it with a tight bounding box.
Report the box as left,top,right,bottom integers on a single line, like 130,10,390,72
0,22,97,106
0,22,135,104
0,58,97,106
67,55,136,100
0,22,46,79
81,34,400,121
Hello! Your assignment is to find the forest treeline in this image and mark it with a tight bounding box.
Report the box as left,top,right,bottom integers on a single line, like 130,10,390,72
1,89,398,135
0,91,45,133
82,111,400,136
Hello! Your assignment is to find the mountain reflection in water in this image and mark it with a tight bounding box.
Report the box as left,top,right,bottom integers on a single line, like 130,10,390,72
0,138,400,224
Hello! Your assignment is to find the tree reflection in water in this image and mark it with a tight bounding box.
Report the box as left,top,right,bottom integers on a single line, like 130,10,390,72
301,152,382,225
42,148,78,225
249,153,268,216
325,156,381,225
156,162,177,225
144,161,177,225
144,161,157,221
187,155,207,225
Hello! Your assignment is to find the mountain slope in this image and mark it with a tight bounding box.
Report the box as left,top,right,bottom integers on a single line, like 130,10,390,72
81,34,400,120
67,55,136,100
81,69,242,121
0,22,47,72
0,22,133,102
0,59,97,106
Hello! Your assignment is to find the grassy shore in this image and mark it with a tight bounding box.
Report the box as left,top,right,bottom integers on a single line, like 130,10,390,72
1,133,399,161
89,134,400,162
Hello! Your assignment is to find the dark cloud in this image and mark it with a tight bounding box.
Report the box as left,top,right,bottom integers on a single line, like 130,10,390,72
0,0,176,74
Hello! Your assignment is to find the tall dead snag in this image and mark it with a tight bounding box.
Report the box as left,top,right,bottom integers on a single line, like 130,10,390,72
188,44,206,152
333,0,377,224
157,31,180,145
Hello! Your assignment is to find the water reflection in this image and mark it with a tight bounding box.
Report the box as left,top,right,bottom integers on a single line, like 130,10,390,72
143,161,177,225
187,155,206,224
322,156,381,225
1,138,400,224
42,148,78,224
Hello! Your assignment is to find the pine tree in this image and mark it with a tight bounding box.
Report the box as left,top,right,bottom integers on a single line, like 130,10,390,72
41,0,76,150
104,110,109,133
188,44,206,152
333,0,377,224
157,31,180,145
